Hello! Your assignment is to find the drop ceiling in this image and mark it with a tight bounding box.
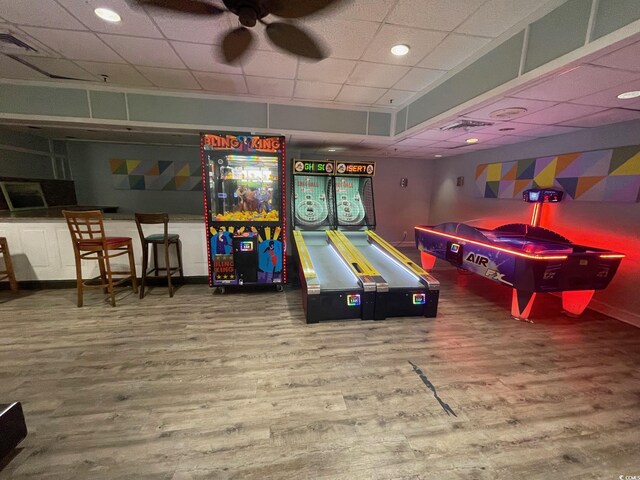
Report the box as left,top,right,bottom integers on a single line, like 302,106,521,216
0,0,639,158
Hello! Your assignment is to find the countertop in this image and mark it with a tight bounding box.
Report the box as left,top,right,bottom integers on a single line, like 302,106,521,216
0,207,203,222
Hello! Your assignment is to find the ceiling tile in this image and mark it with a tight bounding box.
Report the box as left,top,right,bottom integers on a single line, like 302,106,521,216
456,0,552,37
411,129,463,141
511,124,584,138
75,61,152,86
136,67,200,90
246,76,294,97
513,103,607,125
297,58,356,84
448,131,503,144
387,0,485,31
56,0,163,37
171,41,242,74
474,120,541,135
393,68,446,91
569,78,640,108
591,40,640,72
330,0,395,21
559,108,640,128
360,24,447,67
0,54,47,80
192,71,247,94
335,85,386,104
348,62,410,88
461,97,558,120
375,89,415,106
487,134,537,145
0,0,86,29
293,81,341,101
393,137,437,147
98,35,185,69
19,27,124,63
511,65,638,102
242,50,298,79
150,10,232,44
419,33,491,71
300,18,379,60
0,24,57,57
15,57,95,80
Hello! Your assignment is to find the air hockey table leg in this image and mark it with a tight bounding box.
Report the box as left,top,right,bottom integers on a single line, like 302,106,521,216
511,289,536,321
562,290,595,317
420,251,436,270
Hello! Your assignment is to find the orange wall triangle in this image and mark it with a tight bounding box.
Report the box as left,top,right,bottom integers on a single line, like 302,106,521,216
575,176,605,198
503,163,517,181
555,153,580,174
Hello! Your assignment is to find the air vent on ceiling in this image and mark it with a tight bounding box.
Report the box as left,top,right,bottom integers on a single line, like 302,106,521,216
0,33,38,54
440,119,494,131
489,107,528,120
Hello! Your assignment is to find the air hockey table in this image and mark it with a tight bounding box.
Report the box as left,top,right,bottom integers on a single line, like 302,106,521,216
415,222,624,320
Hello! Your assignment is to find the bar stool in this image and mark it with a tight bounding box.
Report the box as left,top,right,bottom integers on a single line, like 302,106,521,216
63,210,138,307
0,237,18,292
135,213,184,298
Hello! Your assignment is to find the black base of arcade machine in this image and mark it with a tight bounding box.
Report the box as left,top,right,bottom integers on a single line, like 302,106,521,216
0,402,27,460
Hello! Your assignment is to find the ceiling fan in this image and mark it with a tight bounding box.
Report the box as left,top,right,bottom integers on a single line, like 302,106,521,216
131,0,342,63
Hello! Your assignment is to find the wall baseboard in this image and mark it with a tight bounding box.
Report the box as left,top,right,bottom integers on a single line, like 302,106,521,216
585,298,640,328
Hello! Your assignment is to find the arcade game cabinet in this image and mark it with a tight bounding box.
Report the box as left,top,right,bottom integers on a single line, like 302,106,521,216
201,132,286,292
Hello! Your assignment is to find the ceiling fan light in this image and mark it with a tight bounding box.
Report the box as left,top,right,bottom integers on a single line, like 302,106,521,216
391,44,410,56
94,7,121,23
465,138,479,144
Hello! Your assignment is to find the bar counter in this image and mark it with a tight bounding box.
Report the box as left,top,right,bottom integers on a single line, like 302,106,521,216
0,209,207,282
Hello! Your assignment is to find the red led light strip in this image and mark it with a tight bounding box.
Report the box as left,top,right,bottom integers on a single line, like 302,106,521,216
415,226,568,260
200,134,213,287
281,136,287,284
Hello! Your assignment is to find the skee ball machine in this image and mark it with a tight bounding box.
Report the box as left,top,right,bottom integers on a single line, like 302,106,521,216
201,132,287,292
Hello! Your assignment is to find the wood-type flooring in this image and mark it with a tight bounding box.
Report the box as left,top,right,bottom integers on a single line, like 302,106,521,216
1,265,639,479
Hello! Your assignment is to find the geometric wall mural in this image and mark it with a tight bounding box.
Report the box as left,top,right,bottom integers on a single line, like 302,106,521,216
475,144,640,202
109,159,202,191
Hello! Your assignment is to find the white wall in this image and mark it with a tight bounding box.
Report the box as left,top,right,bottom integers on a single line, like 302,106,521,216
428,119,640,326
67,142,203,214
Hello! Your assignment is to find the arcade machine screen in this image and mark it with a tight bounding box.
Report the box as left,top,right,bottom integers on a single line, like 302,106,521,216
334,161,376,228
293,160,335,229
208,155,280,222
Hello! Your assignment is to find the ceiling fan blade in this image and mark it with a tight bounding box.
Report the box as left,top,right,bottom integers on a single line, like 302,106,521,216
268,0,343,19
221,27,254,63
265,22,328,60
130,0,225,15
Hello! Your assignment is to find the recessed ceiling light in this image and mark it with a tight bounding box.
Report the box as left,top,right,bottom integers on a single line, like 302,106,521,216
390,44,410,56
465,138,479,144
94,7,121,23
327,148,337,152
617,90,640,99
434,154,442,158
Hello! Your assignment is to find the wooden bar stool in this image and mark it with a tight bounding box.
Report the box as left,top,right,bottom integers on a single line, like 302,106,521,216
63,210,138,307
0,237,18,292
135,213,184,298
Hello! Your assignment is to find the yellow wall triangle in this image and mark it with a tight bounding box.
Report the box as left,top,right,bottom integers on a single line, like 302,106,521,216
610,152,640,176
126,160,140,173
487,163,502,181
533,158,557,187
